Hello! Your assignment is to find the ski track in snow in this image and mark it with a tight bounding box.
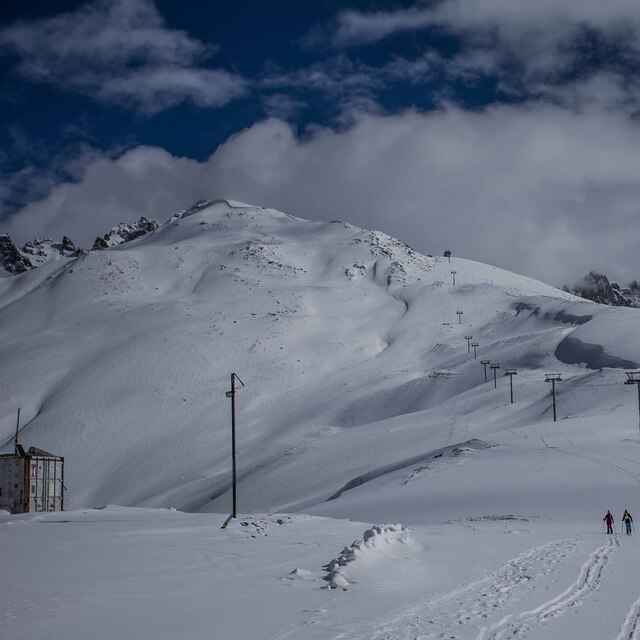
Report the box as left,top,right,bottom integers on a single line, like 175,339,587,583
345,538,581,640
616,595,640,640
528,425,640,486
478,538,616,640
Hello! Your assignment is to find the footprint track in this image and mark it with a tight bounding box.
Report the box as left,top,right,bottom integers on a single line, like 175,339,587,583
354,539,580,640
479,538,615,640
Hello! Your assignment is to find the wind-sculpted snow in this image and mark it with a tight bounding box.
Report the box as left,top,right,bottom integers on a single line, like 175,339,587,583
322,523,409,590
514,301,593,326
327,440,490,500
555,336,638,370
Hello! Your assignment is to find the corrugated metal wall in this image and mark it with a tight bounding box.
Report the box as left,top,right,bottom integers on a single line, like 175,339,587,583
27,457,64,512
0,455,64,513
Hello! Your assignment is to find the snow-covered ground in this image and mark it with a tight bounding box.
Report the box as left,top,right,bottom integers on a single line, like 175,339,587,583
2,199,640,639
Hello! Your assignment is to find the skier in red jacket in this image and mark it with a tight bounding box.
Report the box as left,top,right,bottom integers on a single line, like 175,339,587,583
604,510,614,534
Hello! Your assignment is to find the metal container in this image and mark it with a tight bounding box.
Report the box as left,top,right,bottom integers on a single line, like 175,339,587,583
0,447,64,513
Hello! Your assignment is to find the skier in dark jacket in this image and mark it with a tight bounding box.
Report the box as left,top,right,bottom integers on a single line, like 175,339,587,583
622,510,633,535
604,510,614,534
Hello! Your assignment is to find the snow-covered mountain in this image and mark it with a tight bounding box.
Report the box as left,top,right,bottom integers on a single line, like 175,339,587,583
1,198,638,515
5,198,640,640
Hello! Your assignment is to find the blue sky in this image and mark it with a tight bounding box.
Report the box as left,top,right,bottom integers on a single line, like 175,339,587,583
2,0,640,285
0,0,483,172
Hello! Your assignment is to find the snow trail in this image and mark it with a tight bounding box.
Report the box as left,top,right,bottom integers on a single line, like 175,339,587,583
340,538,580,640
617,596,640,640
479,539,615,639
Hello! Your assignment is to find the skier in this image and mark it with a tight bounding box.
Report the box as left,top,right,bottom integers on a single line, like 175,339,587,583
622,510,633,535
604,510,614,534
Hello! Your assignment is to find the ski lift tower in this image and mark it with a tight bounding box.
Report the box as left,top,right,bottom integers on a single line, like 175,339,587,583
480,360,491,383
624,371,640,436
545,373,563,422
505,369,517,404
490,364,501,389
465,336,473,353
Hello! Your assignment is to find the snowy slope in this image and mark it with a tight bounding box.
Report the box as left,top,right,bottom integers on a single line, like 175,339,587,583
1,198,638,514
3,199,640,640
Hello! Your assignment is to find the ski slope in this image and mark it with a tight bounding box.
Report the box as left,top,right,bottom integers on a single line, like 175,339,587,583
2,199,640,639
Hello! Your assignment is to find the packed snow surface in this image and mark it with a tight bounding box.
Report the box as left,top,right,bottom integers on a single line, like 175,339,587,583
2,199,640,639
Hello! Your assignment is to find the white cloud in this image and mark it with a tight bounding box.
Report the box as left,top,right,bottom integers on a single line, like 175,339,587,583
428,0,640,36
333,6,438,46
328,0,640,109
99,66,246,111
262,56,383,95
0,0,246,113
4,104,640,286
261,93,306,120
333,0,640,46
2,146,207,244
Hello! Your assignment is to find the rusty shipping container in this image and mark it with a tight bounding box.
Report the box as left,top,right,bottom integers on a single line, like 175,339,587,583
0,447,64,514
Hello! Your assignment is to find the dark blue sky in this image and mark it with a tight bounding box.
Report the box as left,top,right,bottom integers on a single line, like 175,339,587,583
0,1,494,191
2,0,640,285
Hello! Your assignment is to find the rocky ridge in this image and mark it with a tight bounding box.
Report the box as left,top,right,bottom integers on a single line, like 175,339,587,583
1,216,160,276
564,271,640,308
91,217,159,251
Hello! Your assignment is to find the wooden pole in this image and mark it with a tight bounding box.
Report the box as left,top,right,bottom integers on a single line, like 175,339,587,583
14,407,21,447
231,373,237,519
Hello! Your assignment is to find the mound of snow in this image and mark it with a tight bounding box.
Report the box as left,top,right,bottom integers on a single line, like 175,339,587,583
322,524,408,589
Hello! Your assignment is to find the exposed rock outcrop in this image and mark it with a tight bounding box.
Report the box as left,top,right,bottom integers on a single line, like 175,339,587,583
0,233,33,274
2,216,158,275
564,271,640,308
91,217,159,251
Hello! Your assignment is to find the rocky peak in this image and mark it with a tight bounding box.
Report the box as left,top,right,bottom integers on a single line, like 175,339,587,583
565,271,640,308
0,233,33,274
2,214,158,275
174,199,217,219
91,217,159,251
62,236,78,255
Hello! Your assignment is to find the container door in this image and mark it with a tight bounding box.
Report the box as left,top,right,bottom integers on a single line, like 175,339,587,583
32,459,45,512
47,460,58,511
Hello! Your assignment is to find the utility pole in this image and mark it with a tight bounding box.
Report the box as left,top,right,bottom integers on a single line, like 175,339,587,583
456,310,463,324
490,364,500,389
624,371,640,436
444,250,452,263
471,343,479,360
13,408,27,457
14,407,20,448
222,372,245,528
451,270,457,286
505,369,517,404
481,360,490,383
465,336,473,353
545,373,562,422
